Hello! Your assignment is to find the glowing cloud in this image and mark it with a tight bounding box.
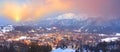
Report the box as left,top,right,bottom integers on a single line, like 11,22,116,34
1,0,72,22
1,0,120,23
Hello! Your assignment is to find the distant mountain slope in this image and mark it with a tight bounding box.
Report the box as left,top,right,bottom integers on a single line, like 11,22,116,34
37,18,120,34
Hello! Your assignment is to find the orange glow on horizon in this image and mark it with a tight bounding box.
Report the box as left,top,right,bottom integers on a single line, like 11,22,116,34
2,0,72,22
3,4,28,22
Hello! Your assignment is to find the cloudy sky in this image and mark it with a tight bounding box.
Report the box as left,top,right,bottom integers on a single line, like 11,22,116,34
0,0,120,24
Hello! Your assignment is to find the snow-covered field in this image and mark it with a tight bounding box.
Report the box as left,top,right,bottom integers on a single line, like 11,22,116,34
52,48,75,52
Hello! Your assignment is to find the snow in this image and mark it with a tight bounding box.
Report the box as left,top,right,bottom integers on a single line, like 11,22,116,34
115,33,120,36
99,34,106,36
0,34,4,36
57,13,77,20
52,48,63,52
19,36,27,40
63,48,75,52
101,37,119,42
52,48,75,52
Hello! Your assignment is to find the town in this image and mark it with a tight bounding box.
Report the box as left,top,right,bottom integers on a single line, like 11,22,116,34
0,25,120,52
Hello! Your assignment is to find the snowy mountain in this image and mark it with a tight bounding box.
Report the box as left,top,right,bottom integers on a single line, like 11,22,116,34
37,15,120,34
12,13,120,34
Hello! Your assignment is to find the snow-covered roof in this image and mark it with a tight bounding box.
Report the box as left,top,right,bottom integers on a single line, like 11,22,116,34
0,34,4,36
99,34,107,36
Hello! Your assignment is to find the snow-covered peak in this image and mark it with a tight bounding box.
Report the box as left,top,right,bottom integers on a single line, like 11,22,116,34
57,13,77,20
46,13,87,21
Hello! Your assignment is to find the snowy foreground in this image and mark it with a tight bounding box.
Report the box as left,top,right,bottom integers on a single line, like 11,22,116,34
52,48,75,52
51,48,93,52
51,48,103,52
